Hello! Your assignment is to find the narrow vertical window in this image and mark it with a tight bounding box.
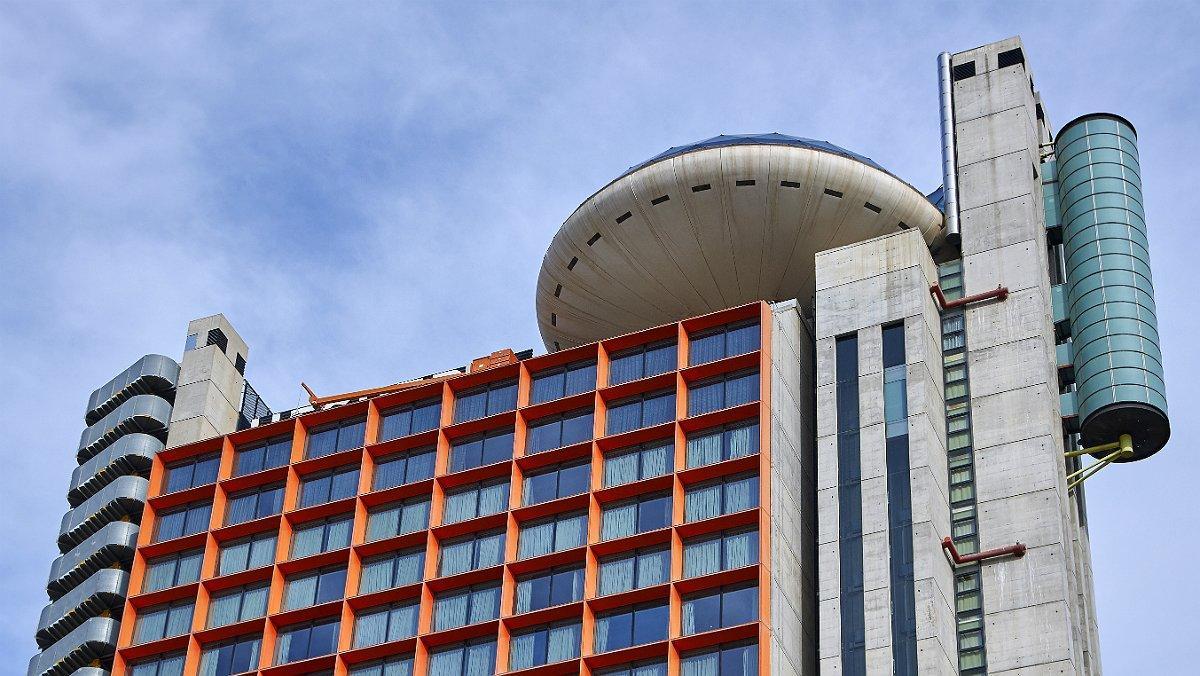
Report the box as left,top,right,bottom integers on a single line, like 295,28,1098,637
834,333,865,675
882,322,917,674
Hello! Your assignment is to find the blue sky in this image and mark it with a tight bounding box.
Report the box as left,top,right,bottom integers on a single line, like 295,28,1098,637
2,1,1197,672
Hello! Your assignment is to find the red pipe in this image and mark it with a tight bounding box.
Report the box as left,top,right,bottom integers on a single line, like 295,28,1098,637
929,283,1009,310
942,537,1026,565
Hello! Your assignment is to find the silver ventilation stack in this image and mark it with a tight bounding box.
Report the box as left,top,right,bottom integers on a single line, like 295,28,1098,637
937,51,961,242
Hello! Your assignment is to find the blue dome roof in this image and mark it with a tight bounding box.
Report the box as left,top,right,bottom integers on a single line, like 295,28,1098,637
619,132,885,180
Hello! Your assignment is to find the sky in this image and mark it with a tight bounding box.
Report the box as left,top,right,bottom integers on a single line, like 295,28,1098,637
1,1,1197,672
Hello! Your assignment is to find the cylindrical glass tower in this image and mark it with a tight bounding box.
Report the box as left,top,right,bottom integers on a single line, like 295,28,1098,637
1056,113,1169,459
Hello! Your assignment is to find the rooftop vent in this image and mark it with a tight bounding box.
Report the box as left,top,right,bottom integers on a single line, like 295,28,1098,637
997,47,1025,69
206,328,228,354
951,61,976,81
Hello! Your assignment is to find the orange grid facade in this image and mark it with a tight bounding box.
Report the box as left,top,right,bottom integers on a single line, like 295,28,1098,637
114,302,777,676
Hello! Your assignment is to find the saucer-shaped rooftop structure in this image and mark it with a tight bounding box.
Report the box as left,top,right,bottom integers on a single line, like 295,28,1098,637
536,133,945,350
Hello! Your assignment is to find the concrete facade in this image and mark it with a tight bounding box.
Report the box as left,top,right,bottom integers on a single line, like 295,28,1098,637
814,229,955,676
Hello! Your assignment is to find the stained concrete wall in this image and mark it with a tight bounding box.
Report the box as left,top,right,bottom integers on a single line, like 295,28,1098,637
951,35,1100,675
814,229,955,676
767,300,818,676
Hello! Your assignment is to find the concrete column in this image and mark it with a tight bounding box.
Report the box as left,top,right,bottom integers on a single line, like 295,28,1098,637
951,35,1097,675
166,314,250,448
815,229,955,676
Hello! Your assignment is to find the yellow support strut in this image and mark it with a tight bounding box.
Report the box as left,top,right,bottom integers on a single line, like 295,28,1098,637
1065,434,1133,491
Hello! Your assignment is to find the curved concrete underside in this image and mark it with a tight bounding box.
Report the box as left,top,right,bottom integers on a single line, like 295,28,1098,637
536,142,944,350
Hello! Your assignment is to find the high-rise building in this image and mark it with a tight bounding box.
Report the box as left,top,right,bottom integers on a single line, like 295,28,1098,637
28,36,1168,676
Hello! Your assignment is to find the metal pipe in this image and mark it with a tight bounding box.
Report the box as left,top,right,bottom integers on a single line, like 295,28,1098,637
929,283,1009,310
937,51,961,242
942,537,1026,566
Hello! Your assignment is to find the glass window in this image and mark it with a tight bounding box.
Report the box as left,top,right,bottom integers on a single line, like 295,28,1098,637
509,620,582,669
433,583,501,631
603,440,670,487
366,497,431,541
306,417,367,459
688,321,760,366
522,461,590,505
687,370,759,417
379,399,441,442
298,466,360,508
449,428,514,473
129,653,186,676
275,617,340,664
142,549,202,593
680,641,758,676
597,547,669,596
593,602,668,653
353,599,420,648
154,501,212,542
360,547,426,594
199,635,262,676
684,474,759,522
443,479,510,525
683,528,759,578
291,514,353,559
601,492,671,540
439,529,506,576
234,435,292,476
207,582,269,628
133,600,194,644
595,660,667,676
526,409,594,454
349,655,415,676
218,531,277,575
531,360,597,404
453,379,518,424
514,565,584,614
164,453,220,494
373,447,436,490
428,639,497,676
686,422,759,468
609,341,676,386
605,390,675,436
681,583,758,635
283,566,347,610
517,511,587,559
224,484,284,526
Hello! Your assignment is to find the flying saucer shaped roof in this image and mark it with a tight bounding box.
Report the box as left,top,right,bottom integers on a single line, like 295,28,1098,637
536,134,945,350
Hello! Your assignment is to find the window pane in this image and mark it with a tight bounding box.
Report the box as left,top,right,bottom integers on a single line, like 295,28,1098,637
455,391,488,423
724,475,758,513
557,463,590,497
685,484,721,522
481,430,514,465
722,585,758,626
476,531,505,567
594,611,632,652
291,524,324,559
530,371,565,404
564,363,596,396
641,442,669,477
602,503,636,540
642,393,674,426
547,622,581,663
444,488,478,524
633,604,668,645
554,513,586,550
644,343,676,377
516,574,550,614
637,495,670,533
307,428,338,459
636,549,669,587
523,469,558,506
724,529,758,569
248,535,277,569
684,537,721,578
560,412,593,446
550,567,584,606
687,430,722,468
486,382,518,415
380,409,412,442
336,419,366,451
604,449,638,487
599,556,634,596
689,333,725,366
519,521,554,559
